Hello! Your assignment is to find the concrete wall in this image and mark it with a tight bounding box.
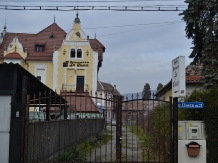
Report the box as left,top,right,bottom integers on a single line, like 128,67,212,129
0,96,11,163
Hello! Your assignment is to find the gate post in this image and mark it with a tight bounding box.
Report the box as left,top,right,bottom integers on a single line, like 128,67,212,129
116,96,123,163
20,76,28,163
170,96,173,163
173,97,178,163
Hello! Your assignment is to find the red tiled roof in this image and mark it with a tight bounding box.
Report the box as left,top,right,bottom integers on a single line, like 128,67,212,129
97,81,121,96
0,23,66,61
4,52,23,59
186,75,203,82
60,92,99,113
0,23,105,62
123,100,159,111
89,39,105,61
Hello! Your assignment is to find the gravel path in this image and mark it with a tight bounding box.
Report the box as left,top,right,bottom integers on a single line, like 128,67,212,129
86,125,144,162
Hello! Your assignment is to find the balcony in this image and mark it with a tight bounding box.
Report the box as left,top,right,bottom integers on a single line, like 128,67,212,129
61,84,89,92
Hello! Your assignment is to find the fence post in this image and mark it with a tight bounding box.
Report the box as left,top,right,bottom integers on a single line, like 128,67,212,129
46,97,50,121
170,96,173,163
173,97,178,163
116,96,123,163
21,76,28,163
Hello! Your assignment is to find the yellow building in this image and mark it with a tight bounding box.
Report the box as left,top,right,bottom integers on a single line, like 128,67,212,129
0,14,105,96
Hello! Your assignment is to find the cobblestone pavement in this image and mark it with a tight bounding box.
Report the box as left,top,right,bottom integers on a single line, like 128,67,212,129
86,125,143,162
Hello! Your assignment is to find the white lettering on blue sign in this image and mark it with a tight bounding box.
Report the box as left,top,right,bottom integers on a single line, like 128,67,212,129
178,102,204,109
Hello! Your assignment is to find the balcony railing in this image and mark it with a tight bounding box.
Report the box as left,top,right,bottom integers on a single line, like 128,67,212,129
61,84,89,92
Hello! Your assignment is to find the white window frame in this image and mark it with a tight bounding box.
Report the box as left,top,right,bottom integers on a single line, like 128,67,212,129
69,48,83,60
34,64,47,84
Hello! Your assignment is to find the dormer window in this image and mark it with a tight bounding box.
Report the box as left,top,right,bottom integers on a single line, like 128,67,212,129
50,32,55,38
35,45,44,52
70,48,82,59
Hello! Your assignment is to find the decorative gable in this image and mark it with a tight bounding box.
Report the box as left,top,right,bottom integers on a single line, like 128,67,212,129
65,13,87,41
4,35,27,59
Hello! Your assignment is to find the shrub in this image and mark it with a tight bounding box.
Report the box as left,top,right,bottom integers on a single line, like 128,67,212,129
59,147,85,161
186,88,218,163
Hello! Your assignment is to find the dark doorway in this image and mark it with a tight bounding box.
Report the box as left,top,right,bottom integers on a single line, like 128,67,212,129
76,76,84,92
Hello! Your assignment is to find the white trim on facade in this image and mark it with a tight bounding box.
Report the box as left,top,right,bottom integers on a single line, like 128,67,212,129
68,47,84,60
34,64,47,85
65,28,87,41
53,51,59,91
92,51,98,97
4,59,21,64
7,36,23,52
63,41,89,47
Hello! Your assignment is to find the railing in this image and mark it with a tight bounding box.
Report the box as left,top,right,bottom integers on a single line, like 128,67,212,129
61,84,89,92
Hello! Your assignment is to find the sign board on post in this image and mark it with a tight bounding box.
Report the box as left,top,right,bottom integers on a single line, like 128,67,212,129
178,102,204,109
172,56,186,98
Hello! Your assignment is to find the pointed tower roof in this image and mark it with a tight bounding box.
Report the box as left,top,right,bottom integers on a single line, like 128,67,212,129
74,12,80,23
2,19,7,36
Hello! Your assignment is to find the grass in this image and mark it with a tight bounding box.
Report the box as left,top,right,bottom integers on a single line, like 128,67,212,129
59,130,112,161
129,125,151,147
128,125,162,162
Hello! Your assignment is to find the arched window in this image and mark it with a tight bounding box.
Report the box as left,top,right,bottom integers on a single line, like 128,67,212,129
70,49,75,58
77,49,82,58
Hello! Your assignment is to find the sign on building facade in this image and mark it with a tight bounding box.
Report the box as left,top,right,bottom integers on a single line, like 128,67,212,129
172,56,186,98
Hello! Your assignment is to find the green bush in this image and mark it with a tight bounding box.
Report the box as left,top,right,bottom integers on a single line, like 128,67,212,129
186,88,218,163
59,131,111,161
59,147,85,161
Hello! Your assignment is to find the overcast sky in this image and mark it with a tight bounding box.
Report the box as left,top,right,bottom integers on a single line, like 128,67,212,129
0,0,193,94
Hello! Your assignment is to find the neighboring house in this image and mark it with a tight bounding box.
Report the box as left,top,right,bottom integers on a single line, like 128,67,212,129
155,64,203,101
0,14,105,116
122,100,159,125
97,81,121,123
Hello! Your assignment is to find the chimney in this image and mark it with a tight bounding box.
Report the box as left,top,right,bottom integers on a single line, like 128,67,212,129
87,35,89,40
114,85,116,90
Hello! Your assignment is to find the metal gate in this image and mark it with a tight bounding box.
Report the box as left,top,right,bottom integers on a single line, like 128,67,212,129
21,90,178,163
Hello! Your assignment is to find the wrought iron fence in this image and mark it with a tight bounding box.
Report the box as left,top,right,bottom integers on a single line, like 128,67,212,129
22,91,177,163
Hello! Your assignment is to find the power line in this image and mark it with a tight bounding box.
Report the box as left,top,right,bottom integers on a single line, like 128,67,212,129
16,21,184,38
6,20,183,34
0,5,186,11
0,0,187,2
83,21,183,30
97,21,183,37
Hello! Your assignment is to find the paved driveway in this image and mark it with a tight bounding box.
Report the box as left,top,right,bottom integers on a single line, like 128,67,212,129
87,125,143,162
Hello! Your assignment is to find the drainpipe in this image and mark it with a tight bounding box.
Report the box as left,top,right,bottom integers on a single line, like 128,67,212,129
23,59,29,70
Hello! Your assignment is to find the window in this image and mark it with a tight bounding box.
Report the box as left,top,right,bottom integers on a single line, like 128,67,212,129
49,32,55,38
36,69,46,84
35,45,44,52
70,49,75,58
77,49,82,58
107,100,110,106
35,64,47,85
70,48,82,59
36,76,41,81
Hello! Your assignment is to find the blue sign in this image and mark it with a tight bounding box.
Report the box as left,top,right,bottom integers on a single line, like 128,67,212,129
178,102,204,109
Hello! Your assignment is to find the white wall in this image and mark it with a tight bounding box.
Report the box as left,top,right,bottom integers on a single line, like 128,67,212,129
186,83,203,96
4,59,21,64
179,140,206,163
0,96,12,163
